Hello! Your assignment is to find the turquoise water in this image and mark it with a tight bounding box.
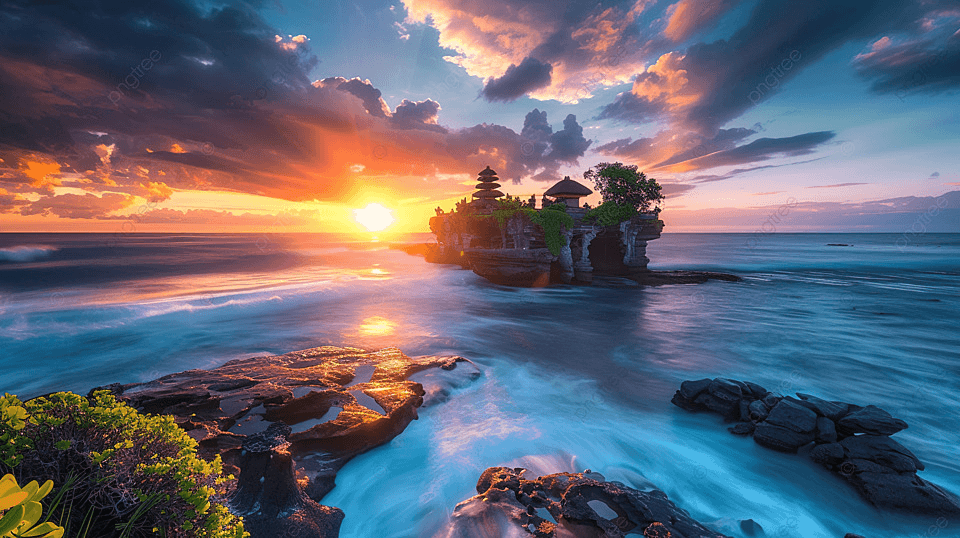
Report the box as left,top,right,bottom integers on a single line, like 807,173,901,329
1,233,958,537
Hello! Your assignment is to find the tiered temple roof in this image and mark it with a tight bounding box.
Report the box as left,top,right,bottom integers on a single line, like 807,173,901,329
473,166,505,200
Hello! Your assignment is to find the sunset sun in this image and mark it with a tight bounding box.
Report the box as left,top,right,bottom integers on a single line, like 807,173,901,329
353,203,395,232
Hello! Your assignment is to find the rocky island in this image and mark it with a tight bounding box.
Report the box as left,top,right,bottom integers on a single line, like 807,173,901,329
413,164,740,287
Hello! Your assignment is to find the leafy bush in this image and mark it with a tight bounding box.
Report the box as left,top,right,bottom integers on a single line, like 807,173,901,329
530,208,574,256
583,162,663,212
0,474,63,537
583,201,637,226
0,392,246,538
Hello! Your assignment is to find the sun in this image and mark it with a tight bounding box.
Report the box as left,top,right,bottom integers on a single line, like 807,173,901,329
353,203,395,232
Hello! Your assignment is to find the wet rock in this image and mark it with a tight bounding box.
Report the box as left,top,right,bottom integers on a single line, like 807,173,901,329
837,405,908,436
840,435,923,473
810,442,845,465
680,378,712,400
754,422,815,453
672,377,960,517
729,422,755,436
739,519,764,536
748,400,769,422
443,467,729,537
93,346,479,538
744,382,769,399
795,393,849,422
816,417,838,444
849,472,960,515
765,399,818,434
844,534,866,538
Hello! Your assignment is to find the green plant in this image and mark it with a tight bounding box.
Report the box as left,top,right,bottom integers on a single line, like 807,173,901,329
530,208,574,255
0,392,246,538
0,474,64,538
583,162,663,212
583,201,637,226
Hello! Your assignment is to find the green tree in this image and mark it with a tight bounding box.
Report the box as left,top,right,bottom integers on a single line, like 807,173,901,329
583,162,664,212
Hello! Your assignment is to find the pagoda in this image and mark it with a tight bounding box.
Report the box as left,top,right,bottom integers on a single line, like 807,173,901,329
472,166,504,204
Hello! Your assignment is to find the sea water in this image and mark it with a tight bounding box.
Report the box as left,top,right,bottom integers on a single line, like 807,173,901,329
1,233,958,537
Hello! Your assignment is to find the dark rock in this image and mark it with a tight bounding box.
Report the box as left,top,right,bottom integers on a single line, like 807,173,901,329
748,400,769,422
837,405,908,436
816,417,838,444
840,435,924,473
694,392,740,420
765,399,818,434
729,422,755,436
444,467,729,537
744,382,769,399
844,534,866,538
739,399,752,422
795,393,849,421
679,378,712,399
810,442,845,465
709,378,743,399
849,471,960,515
754,422,815,453
762,394,782,409
102,346,478,538
739,518,765,536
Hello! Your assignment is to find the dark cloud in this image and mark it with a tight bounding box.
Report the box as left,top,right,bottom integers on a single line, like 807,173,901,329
0,0,598,219
854,32,960,97
682,131,836,169
548,114,591,162
654,127,756,168
391,99,446,131
316,77,391,117
600,0,935,132
480,57,553,102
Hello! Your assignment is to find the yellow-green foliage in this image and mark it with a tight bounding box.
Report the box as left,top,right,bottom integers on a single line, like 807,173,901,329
0,474,64,538
583,201,637,226
530,205,574,256
0,392,246,538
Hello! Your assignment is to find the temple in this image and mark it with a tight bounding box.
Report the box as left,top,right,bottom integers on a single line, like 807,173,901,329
428,166,664,286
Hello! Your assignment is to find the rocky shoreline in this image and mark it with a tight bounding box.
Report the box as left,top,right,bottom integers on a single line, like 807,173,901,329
392,242,742,287
85,348,956,537
672,377,960,516
91,346,481,538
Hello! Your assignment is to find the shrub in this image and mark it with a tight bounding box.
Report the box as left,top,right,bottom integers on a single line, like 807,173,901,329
583,201,637,226
0,392,246,538
530,208,574,256
0,474,64,537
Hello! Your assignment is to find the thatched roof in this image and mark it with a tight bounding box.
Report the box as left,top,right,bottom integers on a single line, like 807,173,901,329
475,182,502,189
472,189,504,199
544,176,592,197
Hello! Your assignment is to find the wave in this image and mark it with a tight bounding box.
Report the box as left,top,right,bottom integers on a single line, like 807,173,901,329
0,245,58,262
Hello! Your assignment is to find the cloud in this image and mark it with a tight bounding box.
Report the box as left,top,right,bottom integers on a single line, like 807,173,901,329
805,182,869,188
930,171,941,178
595,129,833,178
19,192,136,219
402,0,653,102
480,57,553,101
853,14,960,96
600,0,932,132
0,0,599,221
664,0,741,42
96,208,316,227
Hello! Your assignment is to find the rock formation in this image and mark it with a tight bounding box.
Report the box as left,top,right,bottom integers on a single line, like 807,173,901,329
91,346,480,538
672,377,960,516
441,466,729,538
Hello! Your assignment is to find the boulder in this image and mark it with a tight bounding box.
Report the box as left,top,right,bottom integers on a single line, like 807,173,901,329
795,393,850,422
816,417,838,444
754,422,815,453
442,467,730,537
748,400,769,422
679,378,712,399
729,422,755,436
837,405,908,436
849,472,960,515
810,443,845,466
840,435,923,473
764,399,818,434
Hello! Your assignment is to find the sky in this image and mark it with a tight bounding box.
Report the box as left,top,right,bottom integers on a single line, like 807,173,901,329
0,0,957,234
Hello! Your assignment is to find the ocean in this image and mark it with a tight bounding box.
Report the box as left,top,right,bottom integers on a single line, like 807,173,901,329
1,232,958,538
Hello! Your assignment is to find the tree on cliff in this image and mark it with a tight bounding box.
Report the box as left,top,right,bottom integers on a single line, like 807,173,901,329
583,162,664,212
